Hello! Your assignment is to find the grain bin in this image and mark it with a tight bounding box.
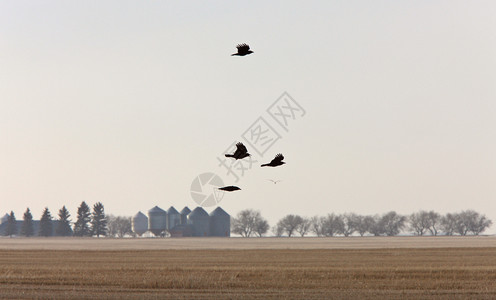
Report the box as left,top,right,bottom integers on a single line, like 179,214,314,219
148,206,167,236
209,207,230,237
0,213,8,224
166,206,181,230
180,207,191,225
187,207,210,236
132,211,148,236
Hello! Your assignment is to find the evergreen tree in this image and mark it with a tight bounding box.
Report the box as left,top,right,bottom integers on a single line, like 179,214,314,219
56,206,73,236
73,201,91,237
5,211,17,237
20,208,34,237
91,202,107,237
39,207,53,237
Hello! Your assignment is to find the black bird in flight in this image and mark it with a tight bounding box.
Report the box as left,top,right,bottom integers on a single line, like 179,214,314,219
218,186,241,192
225,142,251,160
231,43,254,56
261,153,285,167
268,179,282,184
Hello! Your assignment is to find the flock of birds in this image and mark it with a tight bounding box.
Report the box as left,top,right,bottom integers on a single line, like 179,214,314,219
218,44,286,193
219,142,286,192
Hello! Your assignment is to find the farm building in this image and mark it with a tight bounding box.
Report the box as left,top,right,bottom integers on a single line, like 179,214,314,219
210,207,230,237
187,207,211,237
180,207,191,225
1,206,230,238
132,211,148,236
166,206,181,231
1,213,8,224
147,206,167,236
135,206,230,237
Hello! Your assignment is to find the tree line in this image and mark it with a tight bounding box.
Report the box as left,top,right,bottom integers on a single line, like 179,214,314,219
2,201,109,237
232,209,493,237
4,205,493,238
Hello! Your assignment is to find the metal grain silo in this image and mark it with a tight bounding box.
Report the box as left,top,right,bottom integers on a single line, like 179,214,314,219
132,211,148,236
148,206,167,236
187,207,210,237
167,206,181,231
0,213,8,224
209,207,230,237
180,207,191,225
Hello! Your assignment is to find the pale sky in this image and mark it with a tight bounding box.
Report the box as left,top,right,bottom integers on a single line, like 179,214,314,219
1,1,495,233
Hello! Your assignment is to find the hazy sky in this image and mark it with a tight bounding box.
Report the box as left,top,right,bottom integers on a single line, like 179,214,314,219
1,1,495,233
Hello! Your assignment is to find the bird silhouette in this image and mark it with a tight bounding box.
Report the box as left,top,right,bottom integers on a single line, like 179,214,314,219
218,186,241,192
268,179,282,184
231,43,254,56
261,153,285,167
225,142,251,160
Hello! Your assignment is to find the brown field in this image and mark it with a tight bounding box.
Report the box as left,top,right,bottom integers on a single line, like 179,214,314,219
1,237,496,299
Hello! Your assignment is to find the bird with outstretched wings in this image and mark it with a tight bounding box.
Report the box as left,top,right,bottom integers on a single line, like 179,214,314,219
261,153,285,167
225,142,251,160
218,186,241,192
231,43,254,56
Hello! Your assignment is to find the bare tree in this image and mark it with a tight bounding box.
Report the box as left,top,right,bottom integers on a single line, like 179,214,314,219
408,211,431,236
379,211,406,236
231,210,256,237
253,218,270,237
107,215,133,238
310,216,325,237
366,215,384,236
231,209,268,237
276,214,303,237
453,212,470,236
117,217,133,238
460,210,492,235
440,213,457,236
354,215,370,237
341,213,357,237
107,215,118,237
321,213,344,237
441,211,494,236
468,214,492,235
272,224,283,237
295,217,312,237
426,211,441,236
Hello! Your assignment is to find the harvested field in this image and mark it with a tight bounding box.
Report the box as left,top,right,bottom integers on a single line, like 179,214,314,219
0,237,496,299
0,236,495,250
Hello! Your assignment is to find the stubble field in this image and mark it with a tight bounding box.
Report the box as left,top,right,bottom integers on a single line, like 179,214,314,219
0,236,495,299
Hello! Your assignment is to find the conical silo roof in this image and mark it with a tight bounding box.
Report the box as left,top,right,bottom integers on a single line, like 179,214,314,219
0,213,9,224
134,211,147,219
188,207,208,218
148,206,165,213
210,207,230,217
167,206,179,215
180,207,191,215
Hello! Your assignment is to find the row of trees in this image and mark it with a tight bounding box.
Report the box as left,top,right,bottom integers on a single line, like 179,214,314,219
106,215,133,238
3,202,108,237
4,206,493,238
232,210,493,237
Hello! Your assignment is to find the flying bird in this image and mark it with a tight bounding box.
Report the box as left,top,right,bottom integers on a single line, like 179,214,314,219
261,153,285,167
225,142,251,160
231,43,254,56
218,186,241,192
268,179,282,184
